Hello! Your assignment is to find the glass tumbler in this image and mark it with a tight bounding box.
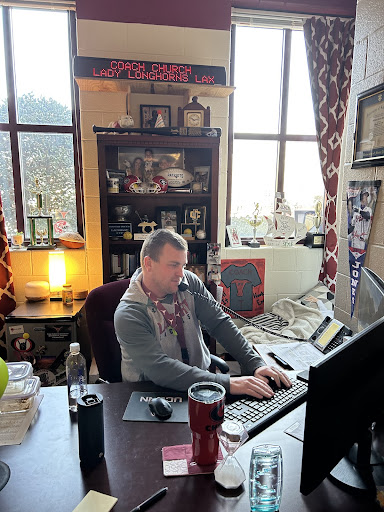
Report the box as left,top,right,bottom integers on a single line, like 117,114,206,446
249,444,282,512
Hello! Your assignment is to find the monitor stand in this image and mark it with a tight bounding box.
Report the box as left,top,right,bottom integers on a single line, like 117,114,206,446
329,428,384,496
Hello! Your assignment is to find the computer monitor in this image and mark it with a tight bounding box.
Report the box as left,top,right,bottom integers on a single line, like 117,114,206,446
357,267,384,332
300,269,384,496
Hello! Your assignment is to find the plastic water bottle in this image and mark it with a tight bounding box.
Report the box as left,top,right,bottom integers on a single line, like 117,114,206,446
66,342,88,412
249,444,282,512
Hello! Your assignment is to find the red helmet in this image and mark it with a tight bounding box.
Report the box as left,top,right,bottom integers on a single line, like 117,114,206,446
123,175,144,193
148,175,168,194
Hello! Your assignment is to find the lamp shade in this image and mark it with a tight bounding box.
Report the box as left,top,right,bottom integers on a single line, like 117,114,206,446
49,251,66,300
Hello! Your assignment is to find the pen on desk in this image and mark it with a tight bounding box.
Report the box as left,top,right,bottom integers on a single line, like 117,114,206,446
129,487,168,512
270,353,291,369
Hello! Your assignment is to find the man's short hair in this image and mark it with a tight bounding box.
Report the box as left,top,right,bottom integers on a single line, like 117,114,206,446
140,229,188,266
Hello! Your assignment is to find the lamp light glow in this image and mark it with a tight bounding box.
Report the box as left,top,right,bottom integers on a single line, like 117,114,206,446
49,251,66,300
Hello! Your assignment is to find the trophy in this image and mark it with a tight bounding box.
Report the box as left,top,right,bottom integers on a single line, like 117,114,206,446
305,200,325,248
248,203,263,248
27,178,55,249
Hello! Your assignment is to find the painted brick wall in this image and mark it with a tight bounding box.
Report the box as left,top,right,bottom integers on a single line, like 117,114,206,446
335,0,384,331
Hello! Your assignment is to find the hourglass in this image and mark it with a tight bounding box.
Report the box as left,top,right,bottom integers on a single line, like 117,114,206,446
214,420,249,489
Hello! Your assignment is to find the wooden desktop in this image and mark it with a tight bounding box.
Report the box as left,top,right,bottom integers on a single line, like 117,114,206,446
0,382,381,512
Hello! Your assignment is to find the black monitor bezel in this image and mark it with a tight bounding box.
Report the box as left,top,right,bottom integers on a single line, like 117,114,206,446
300,315,384,496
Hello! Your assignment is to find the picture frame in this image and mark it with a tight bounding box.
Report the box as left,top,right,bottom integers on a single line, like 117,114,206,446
184,205,206,230
186,264,206,283
181,223,197,239
226,225,242,248
140,105,171,129
117,147,184,181
352,83,384,169
194,166,210,193
155,206,181,233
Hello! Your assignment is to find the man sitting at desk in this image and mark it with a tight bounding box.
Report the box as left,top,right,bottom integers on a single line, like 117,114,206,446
114,229,290,398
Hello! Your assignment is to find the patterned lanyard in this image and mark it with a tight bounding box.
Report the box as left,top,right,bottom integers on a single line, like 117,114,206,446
141,281,189,364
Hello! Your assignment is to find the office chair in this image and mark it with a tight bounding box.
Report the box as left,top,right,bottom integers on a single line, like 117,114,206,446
85,279,228,383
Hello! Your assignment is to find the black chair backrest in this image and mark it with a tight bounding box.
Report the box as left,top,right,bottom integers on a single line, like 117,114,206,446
85,280,130,382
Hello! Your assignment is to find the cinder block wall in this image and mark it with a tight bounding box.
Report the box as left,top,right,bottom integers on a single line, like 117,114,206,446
335,0,384,331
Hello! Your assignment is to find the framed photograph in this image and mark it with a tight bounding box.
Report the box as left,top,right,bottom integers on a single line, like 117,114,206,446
117,147,184,181
194,166,210,193
352,83,384,168
186,264,206,283
181,223,197,239
184,205,206,230
140,105,171,129
155,206,181,233
226,225,242,248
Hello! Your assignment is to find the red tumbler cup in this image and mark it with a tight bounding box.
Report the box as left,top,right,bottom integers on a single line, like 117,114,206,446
188,382,226,466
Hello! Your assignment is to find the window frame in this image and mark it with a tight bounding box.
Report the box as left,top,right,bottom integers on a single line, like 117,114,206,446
226,22,318,240
0,6,83,238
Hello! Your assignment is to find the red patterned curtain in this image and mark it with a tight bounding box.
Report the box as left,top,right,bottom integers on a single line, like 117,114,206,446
303,17,355,293
0,194,16,359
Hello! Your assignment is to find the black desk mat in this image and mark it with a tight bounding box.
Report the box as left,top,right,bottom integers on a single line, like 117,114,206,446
123,391,188,423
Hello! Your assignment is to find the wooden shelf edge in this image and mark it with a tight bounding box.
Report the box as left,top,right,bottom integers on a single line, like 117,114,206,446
76,78,235,98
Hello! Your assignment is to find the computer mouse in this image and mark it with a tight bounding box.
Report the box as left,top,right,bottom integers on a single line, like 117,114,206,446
149,397,173,420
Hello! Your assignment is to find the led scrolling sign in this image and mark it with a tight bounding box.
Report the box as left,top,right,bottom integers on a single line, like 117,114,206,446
74,56,226,86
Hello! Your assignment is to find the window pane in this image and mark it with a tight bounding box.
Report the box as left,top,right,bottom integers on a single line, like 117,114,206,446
0,132,17,235
231,139,277,237
234,27,283,134
286,31,316,135
284,141,324,217
0,8,8,123
19,133,77,236
12,9,72,125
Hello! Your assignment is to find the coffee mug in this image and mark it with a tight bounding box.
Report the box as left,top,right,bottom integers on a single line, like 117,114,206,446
188,381,226,465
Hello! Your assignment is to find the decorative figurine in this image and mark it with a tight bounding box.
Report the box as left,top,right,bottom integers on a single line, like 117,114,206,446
264,193,307,247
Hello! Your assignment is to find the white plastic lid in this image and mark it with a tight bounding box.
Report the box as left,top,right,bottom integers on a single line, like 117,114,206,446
70,342,80,353
0,376,40,400
6,362,33,382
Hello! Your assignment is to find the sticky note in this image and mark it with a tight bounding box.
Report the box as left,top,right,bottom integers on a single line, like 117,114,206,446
72,490,118,512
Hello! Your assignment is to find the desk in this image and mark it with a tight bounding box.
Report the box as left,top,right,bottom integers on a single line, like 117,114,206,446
0,383,381,512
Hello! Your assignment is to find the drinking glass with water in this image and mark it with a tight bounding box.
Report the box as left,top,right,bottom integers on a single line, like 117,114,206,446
249,444,282,512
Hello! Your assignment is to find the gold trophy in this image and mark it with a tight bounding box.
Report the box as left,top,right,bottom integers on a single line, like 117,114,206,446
248,203,262,248
305,200,325,248
27,178,55,249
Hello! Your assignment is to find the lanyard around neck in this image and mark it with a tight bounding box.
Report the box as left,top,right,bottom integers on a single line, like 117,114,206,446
141,281,189,364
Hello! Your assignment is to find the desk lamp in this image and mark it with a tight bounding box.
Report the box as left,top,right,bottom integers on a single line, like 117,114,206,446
49,250,66,300
0,357,10,490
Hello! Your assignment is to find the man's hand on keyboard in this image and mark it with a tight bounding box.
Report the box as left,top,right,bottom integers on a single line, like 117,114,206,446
254,366,291,390
229,376,275,399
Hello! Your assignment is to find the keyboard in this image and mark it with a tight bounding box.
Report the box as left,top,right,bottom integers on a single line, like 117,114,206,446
225,377,308,438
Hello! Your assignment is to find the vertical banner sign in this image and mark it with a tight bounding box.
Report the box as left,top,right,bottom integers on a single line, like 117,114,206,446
220,260,265,318
347,180,381,317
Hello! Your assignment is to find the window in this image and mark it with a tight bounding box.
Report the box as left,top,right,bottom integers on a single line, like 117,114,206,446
229,21,324,238
0,6,81,239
